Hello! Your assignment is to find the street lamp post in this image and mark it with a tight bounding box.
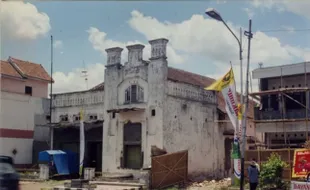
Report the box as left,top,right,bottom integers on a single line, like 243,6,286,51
205,8,244,122
205,8,244,189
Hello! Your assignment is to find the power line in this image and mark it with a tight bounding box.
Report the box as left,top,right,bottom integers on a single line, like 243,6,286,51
258,28,310,33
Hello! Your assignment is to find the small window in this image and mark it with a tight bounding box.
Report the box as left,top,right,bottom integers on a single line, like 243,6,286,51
151,109,156,116
90,115,93,120
124,85,144,104
25,86,32,96
112,112,116,119
94,115,98,120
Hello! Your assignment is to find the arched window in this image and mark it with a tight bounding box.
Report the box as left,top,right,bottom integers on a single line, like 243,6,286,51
125,85,144,104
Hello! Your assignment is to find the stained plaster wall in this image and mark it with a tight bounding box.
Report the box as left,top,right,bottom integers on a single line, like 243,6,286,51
102,42,166,173
163,81,225,178
102,39,226,179
52,90,104,123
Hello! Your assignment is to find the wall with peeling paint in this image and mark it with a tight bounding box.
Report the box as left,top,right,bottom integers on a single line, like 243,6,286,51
102,42,167,173
52,90,104,123
163,81,224,178
101,38,227,179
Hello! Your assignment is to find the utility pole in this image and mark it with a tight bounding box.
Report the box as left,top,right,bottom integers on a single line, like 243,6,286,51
50,35,54,150
240,19,253,190
81,60,88,90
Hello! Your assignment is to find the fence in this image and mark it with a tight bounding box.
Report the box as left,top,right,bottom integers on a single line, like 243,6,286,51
151,150,188,189
245,149,295,180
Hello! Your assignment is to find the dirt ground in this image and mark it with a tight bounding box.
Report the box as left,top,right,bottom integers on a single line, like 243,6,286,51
20,181,65,190
20,181,142,190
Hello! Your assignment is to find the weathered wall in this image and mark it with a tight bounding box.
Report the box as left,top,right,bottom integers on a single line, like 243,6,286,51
52,90,104,123
102,42,167,173
1,77,49,98
0,91,49,164
163,81,224,178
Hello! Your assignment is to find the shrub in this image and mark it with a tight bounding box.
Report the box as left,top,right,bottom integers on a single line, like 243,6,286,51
259,153,289,190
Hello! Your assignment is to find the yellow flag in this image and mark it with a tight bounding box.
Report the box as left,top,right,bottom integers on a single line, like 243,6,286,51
237,104,243,120
205,67,235,91
80,108,84,121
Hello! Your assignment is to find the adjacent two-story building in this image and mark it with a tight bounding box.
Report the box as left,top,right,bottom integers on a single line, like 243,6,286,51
252,62,310,149
51,86,104,171
0,57,51,166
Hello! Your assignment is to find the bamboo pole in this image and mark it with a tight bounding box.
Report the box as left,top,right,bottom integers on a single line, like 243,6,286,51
305,62,308,141
280,67,287,146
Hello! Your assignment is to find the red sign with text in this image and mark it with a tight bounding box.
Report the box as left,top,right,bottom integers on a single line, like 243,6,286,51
292,149,310,178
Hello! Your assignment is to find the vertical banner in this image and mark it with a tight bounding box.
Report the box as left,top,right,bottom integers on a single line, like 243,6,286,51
79,109,85,176
205,67,241,180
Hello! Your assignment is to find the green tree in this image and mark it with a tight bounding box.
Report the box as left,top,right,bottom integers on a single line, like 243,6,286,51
259,153,289,190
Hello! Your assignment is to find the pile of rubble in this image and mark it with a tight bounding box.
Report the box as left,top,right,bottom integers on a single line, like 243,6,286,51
188,178,231,189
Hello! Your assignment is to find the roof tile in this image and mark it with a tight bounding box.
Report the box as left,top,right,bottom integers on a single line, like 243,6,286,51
0,60,22,78
9,57,52,82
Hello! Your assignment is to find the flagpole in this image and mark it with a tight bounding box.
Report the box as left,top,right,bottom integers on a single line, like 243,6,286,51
240,19,253,190
79,109,85,179
50,35,54,150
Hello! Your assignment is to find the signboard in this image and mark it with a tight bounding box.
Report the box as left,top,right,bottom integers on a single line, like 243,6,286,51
291,181,310,190
292,149,310,178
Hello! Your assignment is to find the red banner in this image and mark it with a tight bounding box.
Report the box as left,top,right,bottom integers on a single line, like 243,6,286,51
292,149,310,178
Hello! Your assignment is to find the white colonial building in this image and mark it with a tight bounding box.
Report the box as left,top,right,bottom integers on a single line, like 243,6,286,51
51,38,259,178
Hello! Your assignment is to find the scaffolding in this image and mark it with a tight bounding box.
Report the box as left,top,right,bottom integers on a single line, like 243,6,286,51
249,64,309,149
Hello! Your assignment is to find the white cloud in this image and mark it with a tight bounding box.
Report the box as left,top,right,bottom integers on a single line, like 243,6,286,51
127,10,310,93
55,9,310,94
87,27,185,65
0,2,51,40
53,40,63,48
243,8,255,18
52,63,105,93
251,0,310,20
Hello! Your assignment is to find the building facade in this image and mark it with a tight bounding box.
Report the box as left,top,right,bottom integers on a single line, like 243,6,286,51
0,57,51,166
252,62,310,148
51,87,104,171
50,38,259,178
102,38,258,178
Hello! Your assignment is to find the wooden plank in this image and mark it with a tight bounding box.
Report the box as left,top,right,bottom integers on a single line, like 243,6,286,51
151,150,188,189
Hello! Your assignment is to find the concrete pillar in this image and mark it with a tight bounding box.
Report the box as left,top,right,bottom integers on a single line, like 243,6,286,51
105,47,123,66
149,38,169,60
126,44,144,66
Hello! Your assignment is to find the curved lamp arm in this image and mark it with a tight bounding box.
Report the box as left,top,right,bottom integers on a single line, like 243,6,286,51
221,20,242,59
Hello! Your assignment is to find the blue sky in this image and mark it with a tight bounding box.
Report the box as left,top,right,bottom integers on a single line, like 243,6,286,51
1,1,310,93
